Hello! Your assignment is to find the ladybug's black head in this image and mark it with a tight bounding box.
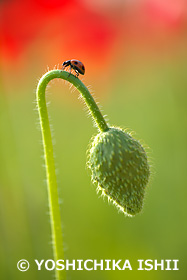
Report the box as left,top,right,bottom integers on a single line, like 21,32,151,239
62,60,71,67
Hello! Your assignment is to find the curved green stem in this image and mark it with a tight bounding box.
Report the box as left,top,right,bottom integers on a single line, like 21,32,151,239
36,70,109,280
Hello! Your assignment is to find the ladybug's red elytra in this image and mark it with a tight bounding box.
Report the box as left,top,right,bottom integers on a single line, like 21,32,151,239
62,59,85,77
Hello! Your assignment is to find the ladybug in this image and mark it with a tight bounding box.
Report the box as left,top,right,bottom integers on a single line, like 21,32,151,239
62,59,85,77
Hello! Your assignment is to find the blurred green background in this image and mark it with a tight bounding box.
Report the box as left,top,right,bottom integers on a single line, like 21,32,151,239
0,0,187,280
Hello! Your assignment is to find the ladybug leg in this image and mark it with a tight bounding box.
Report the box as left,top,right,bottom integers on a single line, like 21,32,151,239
75,70,79,78
67,65,72,77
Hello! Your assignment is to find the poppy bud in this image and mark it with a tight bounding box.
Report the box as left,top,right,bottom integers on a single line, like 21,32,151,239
87,127,150,216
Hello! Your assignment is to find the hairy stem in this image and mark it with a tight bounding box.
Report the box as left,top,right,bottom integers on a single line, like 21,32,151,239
36,69,109,280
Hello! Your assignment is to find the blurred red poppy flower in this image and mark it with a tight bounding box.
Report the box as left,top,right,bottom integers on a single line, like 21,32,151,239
0,0,186,74
0,0,119,70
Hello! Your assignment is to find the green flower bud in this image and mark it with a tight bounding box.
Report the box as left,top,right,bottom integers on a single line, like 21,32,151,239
87,127,150,216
